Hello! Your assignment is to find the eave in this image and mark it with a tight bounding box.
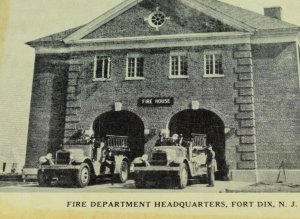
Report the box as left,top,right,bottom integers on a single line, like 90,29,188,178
32,30,300,54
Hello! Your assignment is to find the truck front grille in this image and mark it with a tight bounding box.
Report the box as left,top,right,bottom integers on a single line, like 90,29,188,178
151,152,167,166
56,152,70,165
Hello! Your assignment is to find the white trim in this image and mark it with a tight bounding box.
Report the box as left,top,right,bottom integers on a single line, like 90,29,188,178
251,32,298,44
67,32,251,44
203,74,224,78
36,33,251,54
169,54,188,78
125,56,144,79
64,0,144,42
125,77,145,81
93,56,111,80
93,78,112,82
34,32,300,55
203,52,224,77
169,75,189,79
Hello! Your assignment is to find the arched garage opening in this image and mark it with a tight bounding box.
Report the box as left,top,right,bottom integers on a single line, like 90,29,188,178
169,109,226,178
93,111,144,160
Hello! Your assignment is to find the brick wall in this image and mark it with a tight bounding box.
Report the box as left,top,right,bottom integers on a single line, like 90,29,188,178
83,0,235,39
25,42,300,170
25,54,69,168
63,45,241,169
252,42,300,169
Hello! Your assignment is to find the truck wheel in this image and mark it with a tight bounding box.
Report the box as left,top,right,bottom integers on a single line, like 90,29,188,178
75,163,90,188
177,163,188,189
37,170,52,187
135,173,146,189
118,161,129,183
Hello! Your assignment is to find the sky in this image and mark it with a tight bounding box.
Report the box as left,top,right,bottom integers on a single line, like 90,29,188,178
0,0,299,168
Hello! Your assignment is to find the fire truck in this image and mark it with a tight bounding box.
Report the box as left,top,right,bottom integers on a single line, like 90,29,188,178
133,134,208,189
37,135,130,188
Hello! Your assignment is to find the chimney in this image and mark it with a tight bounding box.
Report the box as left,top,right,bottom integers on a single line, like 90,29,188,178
264,7,282,20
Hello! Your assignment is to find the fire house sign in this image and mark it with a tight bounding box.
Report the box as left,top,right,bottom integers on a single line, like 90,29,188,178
138,97,174,107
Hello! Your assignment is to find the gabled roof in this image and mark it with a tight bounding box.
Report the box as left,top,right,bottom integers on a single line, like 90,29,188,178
27,0,299,46
27,26,83,46
195,0,297,30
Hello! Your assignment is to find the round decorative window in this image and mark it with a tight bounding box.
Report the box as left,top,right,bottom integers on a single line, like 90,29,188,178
146,8,169,31
150,11,166,27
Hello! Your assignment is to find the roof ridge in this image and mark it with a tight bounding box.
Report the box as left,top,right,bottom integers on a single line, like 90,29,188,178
194,0,258,30
195,0,298,29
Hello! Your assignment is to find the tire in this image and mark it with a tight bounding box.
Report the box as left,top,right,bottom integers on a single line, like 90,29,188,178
37,170,52,187
135,173,146,189
75,163,91,188
177,163,188,189
118,161,129,183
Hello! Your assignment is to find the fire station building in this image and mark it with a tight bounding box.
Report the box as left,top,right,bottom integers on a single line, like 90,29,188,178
25,0,300,181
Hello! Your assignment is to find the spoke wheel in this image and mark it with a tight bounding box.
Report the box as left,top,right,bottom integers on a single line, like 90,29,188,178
177,163,188,189
119,161,129,183
75,163,90,188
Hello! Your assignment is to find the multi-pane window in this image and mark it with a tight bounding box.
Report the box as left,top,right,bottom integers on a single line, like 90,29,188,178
126,56,144,79
94,56,111,80
170,55,188,77
204,53,224,77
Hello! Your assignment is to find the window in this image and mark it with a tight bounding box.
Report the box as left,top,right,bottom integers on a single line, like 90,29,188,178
204,52,224,77
170,53,188,78
126,55,144,80
93,56,111,81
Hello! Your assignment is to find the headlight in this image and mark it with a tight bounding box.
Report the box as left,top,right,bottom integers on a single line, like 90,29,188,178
141,154,148,161
167,155,172,161
70,154,74,160
39,156,47,164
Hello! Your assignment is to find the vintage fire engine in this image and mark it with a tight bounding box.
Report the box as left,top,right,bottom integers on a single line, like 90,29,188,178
133,134,208,189
37,135,130,188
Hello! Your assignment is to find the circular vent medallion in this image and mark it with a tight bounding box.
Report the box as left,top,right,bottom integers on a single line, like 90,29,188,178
146,7,169,31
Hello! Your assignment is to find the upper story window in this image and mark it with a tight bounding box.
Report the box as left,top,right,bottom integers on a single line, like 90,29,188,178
93,56,111,81
126,54,144,80
169,52,188,79
204,51,224,78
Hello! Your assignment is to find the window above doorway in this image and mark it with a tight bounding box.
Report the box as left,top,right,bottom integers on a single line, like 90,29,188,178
93,56,111,81
169,51,188,79
204,51,224,78
126,54,144,81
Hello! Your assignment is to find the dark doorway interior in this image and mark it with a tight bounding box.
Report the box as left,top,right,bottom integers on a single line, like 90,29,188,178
169,109,227,178
93,111,145,160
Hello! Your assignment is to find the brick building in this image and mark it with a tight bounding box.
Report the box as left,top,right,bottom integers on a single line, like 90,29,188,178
25,0,300,182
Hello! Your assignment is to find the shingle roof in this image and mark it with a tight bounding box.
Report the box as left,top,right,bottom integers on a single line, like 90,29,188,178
27,26,83,45
28,0,298,45
197,0,297,30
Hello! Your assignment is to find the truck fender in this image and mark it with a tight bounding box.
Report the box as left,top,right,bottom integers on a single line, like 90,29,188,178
78,158,96,176
173,157,186,165
114,155,129,174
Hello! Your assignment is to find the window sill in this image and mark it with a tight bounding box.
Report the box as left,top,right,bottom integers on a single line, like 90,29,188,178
93,78,112,82
125,77,145,81
169,75,189,79
203,74,224,78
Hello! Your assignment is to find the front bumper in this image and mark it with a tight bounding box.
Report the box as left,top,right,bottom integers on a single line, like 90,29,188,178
39,165,81,171
134,166,180,172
